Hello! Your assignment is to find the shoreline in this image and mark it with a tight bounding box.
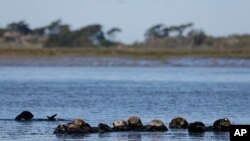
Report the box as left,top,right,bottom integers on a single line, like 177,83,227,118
1,47,250,67
1,46,250,58
1,56,250,67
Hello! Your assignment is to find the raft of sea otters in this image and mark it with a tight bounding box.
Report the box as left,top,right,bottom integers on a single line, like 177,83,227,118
15,111,231,134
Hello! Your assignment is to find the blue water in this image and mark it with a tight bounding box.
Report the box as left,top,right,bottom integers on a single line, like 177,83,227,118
0,67,250,141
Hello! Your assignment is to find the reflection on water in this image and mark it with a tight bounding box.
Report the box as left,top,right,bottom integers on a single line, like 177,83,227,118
54,131,229,141
0,67,249,140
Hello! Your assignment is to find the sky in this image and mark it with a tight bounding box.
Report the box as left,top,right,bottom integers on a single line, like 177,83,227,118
0,0,250,44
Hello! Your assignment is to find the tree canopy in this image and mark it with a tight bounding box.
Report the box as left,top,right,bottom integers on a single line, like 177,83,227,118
145,23,194,41
7,21,32,35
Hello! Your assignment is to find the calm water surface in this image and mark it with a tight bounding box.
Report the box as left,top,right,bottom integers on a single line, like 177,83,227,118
0,67,250,141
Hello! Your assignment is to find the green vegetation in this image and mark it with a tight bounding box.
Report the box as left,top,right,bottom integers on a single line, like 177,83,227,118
0,19,121,47
1,20,250,59
1,46,250,59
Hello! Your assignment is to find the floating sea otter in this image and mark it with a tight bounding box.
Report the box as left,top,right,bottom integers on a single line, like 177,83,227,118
169,117,189,129
98,123,112,133
53,116,232,134
54,118,95,134
127,116,144,131
188,121,205,133
15,111,60,121
145,119,168,131
15,111,34,121
113,120,128,131
213,118,231,131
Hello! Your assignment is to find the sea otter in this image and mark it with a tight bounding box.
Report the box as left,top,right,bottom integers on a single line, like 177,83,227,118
169,117,189,129
213,118,231,131
113,120,128,131
145,119,168,131
15,111,34,121
127,116,144,130
188,121,205,133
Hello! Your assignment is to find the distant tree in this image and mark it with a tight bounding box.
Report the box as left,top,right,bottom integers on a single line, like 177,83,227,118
162,27,170,37
45,24,72,47
145,24,167,41
46,19,62,35
73,24,106,46
86,24,105,45
166,23,193,37
145,23,193,41
167,26,179,36
45,22,112,47
7,21,32,35
176,23,193,37
188,29,207,46
33,27,47,36
7,22,19,31
107,27,122,42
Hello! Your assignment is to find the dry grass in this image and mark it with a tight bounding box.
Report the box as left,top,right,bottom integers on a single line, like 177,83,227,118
1,44,250,60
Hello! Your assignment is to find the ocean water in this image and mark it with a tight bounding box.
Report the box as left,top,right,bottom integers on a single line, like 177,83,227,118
0,67,250,141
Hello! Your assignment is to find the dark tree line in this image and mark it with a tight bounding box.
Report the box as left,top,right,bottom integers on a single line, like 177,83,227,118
0,20,122,47
0,20,213,47
42,20,122,47
7,21,33,35
145,23,193,40
145,23,207,46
